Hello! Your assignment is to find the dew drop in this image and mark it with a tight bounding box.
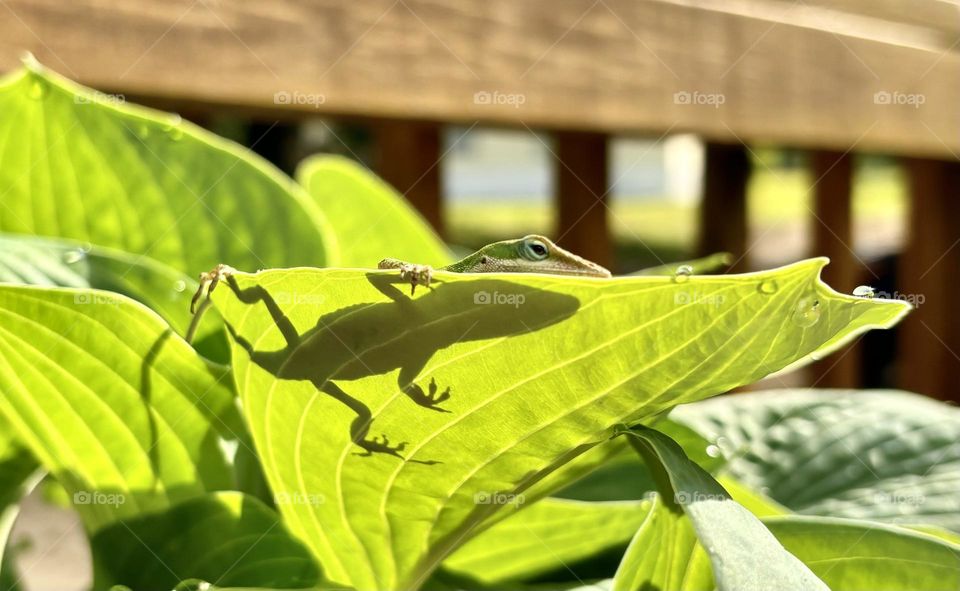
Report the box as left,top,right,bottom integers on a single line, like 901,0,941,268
758,279,779,294
792,297,822,327
79,241,93,253
674,264,693,283
136,123,151,140
173,279,187,293
853,285,876,298
705,444,721,458
27,76,48,100
63,249,85,264
163,115,184,141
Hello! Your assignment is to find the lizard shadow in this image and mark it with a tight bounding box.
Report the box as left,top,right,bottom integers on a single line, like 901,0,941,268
221,273,580,462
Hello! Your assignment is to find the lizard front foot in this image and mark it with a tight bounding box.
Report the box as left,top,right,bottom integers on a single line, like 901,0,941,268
378,258,433,295
191,263,237,313
404,378,452,412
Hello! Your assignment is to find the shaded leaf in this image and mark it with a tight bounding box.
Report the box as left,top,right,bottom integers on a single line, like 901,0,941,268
92,492,322,591
612,494,712,591
672,389,960,531
0,285,242,531
623,426,828,590
0,233,225,358
443,498,648,586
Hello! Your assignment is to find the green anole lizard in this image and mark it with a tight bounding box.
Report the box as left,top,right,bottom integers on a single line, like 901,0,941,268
187,234,610,341
378,234,611,294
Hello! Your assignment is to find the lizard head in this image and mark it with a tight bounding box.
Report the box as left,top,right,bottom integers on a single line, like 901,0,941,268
468,235,612,277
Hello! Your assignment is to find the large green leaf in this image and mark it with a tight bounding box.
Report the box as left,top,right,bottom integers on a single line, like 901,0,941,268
442,498,648,586
91,492,322,591
214,258,908,589
296,155,452,268
622,426,828,590
765,515,960,590
0,60,336,274
0,285,242,531
671,389,960,531
0,233,225,356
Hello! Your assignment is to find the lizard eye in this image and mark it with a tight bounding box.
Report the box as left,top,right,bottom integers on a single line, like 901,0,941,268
521,238,549,261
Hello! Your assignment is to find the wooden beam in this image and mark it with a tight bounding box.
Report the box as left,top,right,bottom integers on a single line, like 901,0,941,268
2,0,959,158
898,158,960,401
810,150,859,388
554,131,611,269
699,142,749,271
373,120,444,236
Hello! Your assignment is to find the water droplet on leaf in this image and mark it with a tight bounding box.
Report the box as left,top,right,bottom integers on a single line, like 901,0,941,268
758,279,779,294
173,280,187,293
28,77,48,100
792,297,821,327
705,444,721,458
163,115,184,140
853,285,875,298
674,264,693,283
63,249,85,264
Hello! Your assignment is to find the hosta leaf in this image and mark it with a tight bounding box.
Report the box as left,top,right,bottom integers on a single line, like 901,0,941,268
442,498,649,586
612,494,712,591
214,258,907,589
623,426,828,590
0,61,335,274
672,389,960,531
296,155,452,268
765,515,960,590
0,234,225,357
0,285,242,531
92,492,322,590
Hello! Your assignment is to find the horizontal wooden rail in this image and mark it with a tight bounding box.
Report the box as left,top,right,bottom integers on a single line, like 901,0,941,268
2,0,958,158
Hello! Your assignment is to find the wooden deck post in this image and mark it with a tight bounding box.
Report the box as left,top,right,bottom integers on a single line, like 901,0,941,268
554,131,612,269
699,142,749,271
810,150,859,388
374,120,445,236
898,158,960,401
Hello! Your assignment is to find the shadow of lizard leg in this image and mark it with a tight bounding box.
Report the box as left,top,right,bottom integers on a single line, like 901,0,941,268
317,380,407,459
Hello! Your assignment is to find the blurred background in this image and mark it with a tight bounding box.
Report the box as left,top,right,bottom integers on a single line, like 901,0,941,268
2,0,959,587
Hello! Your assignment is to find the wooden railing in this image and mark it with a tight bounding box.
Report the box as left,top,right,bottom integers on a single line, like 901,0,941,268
2,0,959,398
